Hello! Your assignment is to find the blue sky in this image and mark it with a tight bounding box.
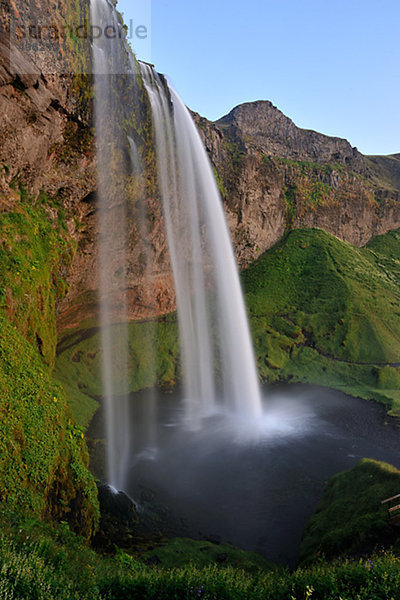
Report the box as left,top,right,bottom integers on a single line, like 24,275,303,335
118,0,400,155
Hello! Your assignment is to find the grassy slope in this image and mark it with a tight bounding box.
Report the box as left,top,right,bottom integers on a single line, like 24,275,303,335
242,227,400,416
299,459,400,564
366,154,400,192
0,184,98,535
138,537,273,573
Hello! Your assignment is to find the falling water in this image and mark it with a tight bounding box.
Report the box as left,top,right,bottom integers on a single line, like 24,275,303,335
140,65,262,426
91,0,262,490
91,0,136,490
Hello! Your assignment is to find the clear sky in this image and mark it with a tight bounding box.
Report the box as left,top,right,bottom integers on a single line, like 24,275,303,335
118,0,400,156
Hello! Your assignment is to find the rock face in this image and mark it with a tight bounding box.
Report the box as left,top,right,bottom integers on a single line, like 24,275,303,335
217,101,365,172
0,0,99,331
194,103,400,268
0,42,98,327
0,1,176,331
192,111,287,267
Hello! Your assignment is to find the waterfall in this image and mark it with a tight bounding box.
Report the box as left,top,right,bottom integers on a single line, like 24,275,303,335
90,0,135,491
91,0,262,490
140,65,262,426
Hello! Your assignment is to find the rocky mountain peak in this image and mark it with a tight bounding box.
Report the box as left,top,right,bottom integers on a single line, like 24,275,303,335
216,100,365,172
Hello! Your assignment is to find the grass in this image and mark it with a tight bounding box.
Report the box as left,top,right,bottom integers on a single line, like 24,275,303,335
137,537,274,573
2,507,400,599
300,459,400,564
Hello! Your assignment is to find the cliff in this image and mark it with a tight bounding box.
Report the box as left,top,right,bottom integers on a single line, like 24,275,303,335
194,102,400,268
217,100,365,170
0,0,98,535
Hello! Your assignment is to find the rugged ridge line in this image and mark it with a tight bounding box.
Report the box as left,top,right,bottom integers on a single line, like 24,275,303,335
217,100,365,171
194,101,400,268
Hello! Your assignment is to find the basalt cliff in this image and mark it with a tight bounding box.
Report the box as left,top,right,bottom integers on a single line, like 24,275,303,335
194,101,400,267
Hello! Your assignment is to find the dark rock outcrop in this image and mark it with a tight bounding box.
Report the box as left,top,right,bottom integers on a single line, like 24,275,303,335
93,483,139,552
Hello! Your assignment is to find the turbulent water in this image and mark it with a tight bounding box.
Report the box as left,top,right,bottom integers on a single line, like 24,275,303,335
91,0,262,490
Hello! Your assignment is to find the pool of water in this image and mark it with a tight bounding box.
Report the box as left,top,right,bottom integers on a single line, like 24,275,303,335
120,385,400,565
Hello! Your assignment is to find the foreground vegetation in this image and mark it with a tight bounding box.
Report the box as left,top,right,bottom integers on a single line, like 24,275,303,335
1,507,400,600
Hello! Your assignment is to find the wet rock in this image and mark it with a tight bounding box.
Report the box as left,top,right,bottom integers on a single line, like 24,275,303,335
92,483,139,552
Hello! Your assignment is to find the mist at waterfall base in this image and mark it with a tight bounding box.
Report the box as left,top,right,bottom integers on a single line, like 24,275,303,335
93,385,399,566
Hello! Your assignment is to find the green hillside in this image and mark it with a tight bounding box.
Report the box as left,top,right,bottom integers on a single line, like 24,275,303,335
243,227,400,416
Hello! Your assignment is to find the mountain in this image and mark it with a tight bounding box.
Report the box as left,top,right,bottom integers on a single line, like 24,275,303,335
217,100,365,170
193,101,400,268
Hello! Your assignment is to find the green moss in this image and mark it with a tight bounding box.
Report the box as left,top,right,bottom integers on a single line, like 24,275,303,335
300,459,400,563
0,315,98,535
0,189,75,367
55,317,180,429
213,167,228,198
0,183,98,535
64,0,93,121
